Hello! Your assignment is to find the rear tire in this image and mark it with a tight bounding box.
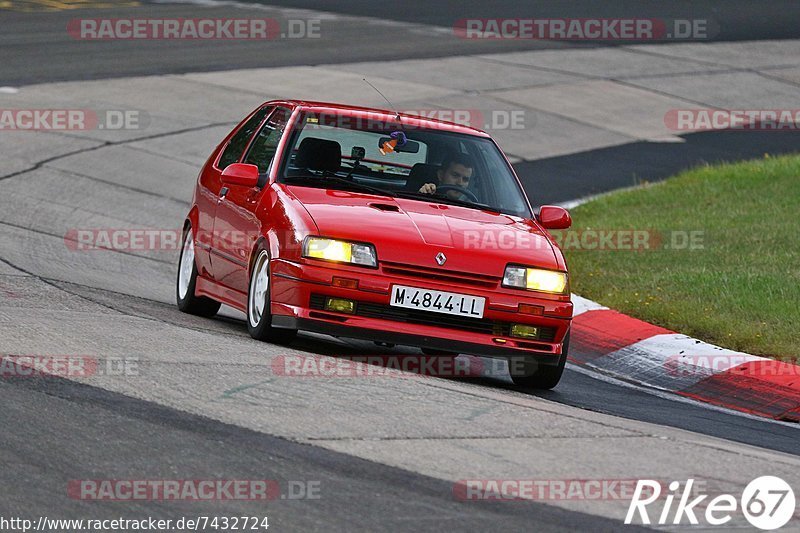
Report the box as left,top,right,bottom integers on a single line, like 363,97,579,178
176,224,221,318
508,331,569,389
247,249,297,344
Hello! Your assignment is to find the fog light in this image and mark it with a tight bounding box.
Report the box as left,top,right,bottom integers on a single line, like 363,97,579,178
325,297,355,314
510,324,539,339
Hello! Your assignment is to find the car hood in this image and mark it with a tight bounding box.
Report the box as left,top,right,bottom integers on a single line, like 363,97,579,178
286,186,559,277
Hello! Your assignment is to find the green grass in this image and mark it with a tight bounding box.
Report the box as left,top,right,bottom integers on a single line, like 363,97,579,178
564,153,800,358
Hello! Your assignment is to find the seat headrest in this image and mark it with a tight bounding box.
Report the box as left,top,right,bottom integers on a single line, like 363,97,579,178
294,137,342,173
405,163,440,191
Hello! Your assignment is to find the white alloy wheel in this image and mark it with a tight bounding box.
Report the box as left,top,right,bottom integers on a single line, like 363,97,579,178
249,251,270,327
178,232,195,300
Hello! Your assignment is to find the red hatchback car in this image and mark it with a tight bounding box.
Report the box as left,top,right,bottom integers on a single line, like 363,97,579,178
177,100,573,388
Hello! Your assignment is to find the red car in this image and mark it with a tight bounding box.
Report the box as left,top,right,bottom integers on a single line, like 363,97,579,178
176,100,573,388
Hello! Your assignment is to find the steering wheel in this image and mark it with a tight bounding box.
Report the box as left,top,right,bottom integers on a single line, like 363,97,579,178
435,185,479,203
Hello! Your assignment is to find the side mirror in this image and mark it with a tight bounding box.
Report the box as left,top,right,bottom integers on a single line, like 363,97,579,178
221,163,259,188
538,205,571,229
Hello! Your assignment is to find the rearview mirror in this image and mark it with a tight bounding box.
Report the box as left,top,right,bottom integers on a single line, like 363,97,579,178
538,205,572,229
377,137,420,154
221,163,259,188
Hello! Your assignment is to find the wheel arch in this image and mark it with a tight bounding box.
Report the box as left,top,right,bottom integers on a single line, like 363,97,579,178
184,206,200,235
248,233,276,277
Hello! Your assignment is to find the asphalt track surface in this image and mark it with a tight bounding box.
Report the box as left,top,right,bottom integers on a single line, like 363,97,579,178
3,0,800,85
1,2,575,86
2,375,642,532
520,129,800,205
2,2,800,531
240,0,800,42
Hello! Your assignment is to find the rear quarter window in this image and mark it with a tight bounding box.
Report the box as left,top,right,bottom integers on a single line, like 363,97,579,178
218,106,273,170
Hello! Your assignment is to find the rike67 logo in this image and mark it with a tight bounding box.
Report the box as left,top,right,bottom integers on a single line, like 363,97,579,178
626,476,796,530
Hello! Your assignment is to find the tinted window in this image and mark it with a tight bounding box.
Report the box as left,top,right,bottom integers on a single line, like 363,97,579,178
244,107,291,176
218,106,272,170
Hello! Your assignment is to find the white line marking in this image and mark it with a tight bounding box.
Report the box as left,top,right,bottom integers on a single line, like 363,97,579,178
571,293,609,316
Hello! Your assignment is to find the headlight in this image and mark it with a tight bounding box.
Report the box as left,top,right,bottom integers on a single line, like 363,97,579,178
303,237,377,267
503,266,568,294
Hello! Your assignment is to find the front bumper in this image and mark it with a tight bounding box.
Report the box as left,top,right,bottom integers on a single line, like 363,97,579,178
270,258,572,361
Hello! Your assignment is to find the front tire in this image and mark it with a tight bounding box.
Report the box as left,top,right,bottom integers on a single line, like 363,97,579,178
247,249,297,344
508,330,569,389
176,225,221,318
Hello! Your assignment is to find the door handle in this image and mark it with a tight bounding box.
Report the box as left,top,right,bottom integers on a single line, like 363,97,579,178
219,186,229,199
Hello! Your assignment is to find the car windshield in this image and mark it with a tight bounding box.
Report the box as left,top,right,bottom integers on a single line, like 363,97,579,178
278,111,532,218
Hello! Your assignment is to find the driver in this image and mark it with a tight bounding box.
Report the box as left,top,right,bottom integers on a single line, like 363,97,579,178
418,154,474,200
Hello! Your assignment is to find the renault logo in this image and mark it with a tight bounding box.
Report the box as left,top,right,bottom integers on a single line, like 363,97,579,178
435,252,447,266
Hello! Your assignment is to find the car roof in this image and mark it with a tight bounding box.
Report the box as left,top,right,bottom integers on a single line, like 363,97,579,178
264,99,492,137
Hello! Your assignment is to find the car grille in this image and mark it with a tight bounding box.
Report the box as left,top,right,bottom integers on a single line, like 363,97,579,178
380,261,499,288
310,294,556,341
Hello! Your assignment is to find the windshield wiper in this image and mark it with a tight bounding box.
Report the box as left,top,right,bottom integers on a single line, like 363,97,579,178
394,191,501,214
284,174,396,198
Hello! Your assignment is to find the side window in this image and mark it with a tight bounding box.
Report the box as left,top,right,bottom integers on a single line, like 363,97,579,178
477,143,526,215
244,107,291,177
218,106,272,170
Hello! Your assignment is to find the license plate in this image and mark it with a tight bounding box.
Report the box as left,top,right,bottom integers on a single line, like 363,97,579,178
390,285,485,319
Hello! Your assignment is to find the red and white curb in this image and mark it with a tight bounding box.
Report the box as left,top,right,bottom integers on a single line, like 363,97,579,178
569,295,800,422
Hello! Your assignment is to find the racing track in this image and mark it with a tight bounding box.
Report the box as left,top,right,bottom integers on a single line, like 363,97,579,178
1,2,800,531
4,0,800,85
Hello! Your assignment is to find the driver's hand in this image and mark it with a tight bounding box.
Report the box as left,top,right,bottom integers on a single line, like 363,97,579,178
418,183,436,194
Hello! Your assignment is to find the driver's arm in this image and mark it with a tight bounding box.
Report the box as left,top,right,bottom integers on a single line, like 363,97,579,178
418,183,436,194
